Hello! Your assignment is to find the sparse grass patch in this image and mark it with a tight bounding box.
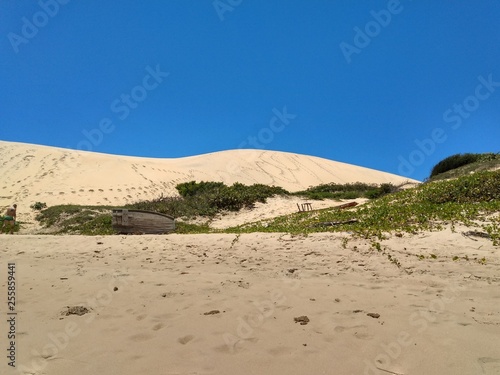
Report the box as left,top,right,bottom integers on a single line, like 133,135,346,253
174,222,211,234
31,171,500,243
35,205,114,234
224,171,500,245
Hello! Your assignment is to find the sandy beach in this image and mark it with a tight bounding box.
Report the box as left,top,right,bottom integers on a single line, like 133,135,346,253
1,141,498,374
3,1,499,373
2,230,499,375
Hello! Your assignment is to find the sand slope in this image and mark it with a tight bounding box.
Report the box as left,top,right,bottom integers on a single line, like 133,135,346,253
0,141,418,213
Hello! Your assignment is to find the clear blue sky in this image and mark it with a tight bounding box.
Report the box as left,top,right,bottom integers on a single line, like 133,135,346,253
1,1,499,181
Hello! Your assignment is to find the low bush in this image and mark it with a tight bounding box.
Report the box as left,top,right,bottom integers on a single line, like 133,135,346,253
295,182,395,200
30,201,47,211
430,153,481,177
429,153,500,178
130,181,289,217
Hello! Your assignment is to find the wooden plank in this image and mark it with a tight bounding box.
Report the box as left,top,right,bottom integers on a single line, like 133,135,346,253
122,209,129,226
335,202,358,210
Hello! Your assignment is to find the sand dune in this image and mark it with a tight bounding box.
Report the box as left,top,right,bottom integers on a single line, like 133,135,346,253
0,141,417,214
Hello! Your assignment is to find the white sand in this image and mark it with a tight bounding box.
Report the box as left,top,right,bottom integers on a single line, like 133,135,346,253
1,231,499,375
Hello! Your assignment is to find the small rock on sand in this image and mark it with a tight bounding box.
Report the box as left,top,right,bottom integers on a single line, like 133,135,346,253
204,310,220,315
63,306,90,316
294,316,310,325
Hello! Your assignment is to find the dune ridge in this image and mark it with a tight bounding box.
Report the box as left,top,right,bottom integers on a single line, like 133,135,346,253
0,140,418,211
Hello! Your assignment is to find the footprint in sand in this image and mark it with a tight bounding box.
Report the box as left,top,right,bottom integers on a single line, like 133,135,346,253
479,357,500,374
177,335,195,345
129,333,153,342
334,326,345,333
152,323,164,331
333,325,373,340
136,314,147,321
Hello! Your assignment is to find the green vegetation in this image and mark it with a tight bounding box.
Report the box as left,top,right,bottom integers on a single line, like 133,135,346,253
30,201,47,211
174,221,211,234
33,182,290,234
293,182,396,200
35,205,114,235
31,171,500,246
225,171,500,245
429,152,500,180
129,181,288,218
176,181,226,198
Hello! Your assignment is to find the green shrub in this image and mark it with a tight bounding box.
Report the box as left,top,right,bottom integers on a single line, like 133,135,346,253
296,182,395,200
130,181,289,218
430,153,482,177
176,181,225,197
30,201,47,211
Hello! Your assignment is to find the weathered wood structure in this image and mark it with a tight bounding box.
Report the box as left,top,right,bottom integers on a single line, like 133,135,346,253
335,201,358,209
112,209,175,234
297,202,313,212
